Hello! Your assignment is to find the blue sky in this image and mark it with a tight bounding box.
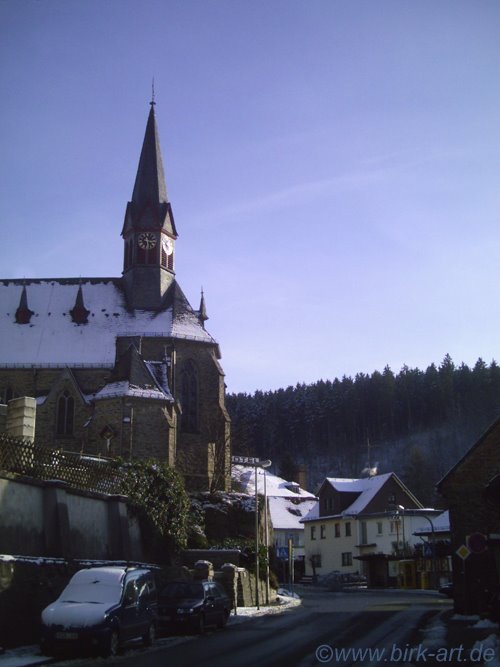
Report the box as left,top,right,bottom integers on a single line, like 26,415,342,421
1,0,499,394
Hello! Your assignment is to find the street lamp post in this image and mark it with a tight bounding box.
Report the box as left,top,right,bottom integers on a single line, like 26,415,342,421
254,464,259,608
420,515,437,588
259,460,272,608
232,456,271,610
397,505,406,555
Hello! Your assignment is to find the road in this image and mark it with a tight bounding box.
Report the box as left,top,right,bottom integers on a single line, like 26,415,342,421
57,588,451,667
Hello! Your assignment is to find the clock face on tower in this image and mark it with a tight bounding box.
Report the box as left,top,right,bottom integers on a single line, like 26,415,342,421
137,232,157,249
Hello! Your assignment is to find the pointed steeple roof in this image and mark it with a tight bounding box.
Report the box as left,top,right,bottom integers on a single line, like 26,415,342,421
15,285,34,324
198,288,208,327
132,102,168,208
70,285,90,324
122,102,178,238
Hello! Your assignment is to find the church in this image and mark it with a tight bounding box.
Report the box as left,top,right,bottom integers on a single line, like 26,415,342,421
0,101,231,491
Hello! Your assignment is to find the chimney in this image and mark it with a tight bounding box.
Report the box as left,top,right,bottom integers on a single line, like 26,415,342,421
6,397,36,442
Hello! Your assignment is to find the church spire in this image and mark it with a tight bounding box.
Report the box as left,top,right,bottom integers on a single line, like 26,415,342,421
131,102,168,209
122,100,178,310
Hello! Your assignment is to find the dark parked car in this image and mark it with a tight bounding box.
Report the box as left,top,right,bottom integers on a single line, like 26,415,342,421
158,580,231,634
40,566,157,657
438,581,454,598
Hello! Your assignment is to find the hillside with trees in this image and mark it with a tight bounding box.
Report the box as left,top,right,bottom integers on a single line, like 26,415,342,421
226,355,500,505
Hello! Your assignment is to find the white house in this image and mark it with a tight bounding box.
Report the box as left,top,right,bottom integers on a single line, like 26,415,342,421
301,473,441,586
232,465,316,561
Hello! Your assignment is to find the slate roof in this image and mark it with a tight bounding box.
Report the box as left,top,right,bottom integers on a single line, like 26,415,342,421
122,104,177,238
0,278,216,368
301,472,423,522
92,344,173,402
414,510,450,536
325,473,394,515
232,465,317,531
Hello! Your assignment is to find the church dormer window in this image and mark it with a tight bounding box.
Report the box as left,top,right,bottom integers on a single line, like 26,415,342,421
70,286,90,325
181,360,198,433
56,390,75,436
15,286,34,324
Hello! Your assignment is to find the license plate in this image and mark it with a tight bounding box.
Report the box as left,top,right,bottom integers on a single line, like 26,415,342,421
55,631,78,640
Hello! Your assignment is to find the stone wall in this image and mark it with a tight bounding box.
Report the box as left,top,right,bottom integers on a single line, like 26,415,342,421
0,474,143,561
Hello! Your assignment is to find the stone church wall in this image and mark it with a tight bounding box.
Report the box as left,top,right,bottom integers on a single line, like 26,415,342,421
173,340,231,491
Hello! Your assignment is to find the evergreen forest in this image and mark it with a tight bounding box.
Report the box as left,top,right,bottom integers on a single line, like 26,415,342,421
226,355,500,506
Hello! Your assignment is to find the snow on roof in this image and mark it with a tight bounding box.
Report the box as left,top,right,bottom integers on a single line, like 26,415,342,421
325,473,394,516
0,279,214,367
231,465,317,531
300,502,319,522
415,510,450,534
69,566,128,586
93,380,171,402
269,497,318,530
232,465,316,499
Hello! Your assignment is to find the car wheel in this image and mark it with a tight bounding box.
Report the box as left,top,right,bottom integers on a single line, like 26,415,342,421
39,640,54,657
143,622,156,646
102,630,120,657
217,609,229,629
197,614,206,635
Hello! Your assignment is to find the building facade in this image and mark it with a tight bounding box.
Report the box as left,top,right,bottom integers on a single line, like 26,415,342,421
0,102,231,491
301,473,439,585
438,419,500,615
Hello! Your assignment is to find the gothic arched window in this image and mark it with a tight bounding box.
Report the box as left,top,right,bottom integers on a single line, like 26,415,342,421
56,391,75,436
181,360,198,432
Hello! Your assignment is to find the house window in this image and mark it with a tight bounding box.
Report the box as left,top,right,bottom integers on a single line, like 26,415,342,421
181,360,198,432
360,521,368,545
320,525,326,539
310,526,316,541
56,391,74,436
390,521,399,534
345,522,351,537
334,523,340,538
377,522,383,535
342,552,353,567
311,553,322,568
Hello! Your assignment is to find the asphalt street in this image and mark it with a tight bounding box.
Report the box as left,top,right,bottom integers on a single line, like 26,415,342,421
57,587,450,667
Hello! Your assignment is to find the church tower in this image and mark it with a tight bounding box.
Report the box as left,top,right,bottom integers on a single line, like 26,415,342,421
122,100,178,310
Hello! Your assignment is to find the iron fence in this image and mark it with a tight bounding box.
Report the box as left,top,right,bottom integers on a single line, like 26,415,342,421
0,433,126,495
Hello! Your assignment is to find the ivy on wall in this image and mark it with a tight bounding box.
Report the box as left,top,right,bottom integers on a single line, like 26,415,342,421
121,459,191,563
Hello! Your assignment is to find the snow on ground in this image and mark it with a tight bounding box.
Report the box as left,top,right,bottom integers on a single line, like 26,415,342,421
0,647,49,667
451,613,481,621
471,634,500,666
472,618,499,630
420,616,447,650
